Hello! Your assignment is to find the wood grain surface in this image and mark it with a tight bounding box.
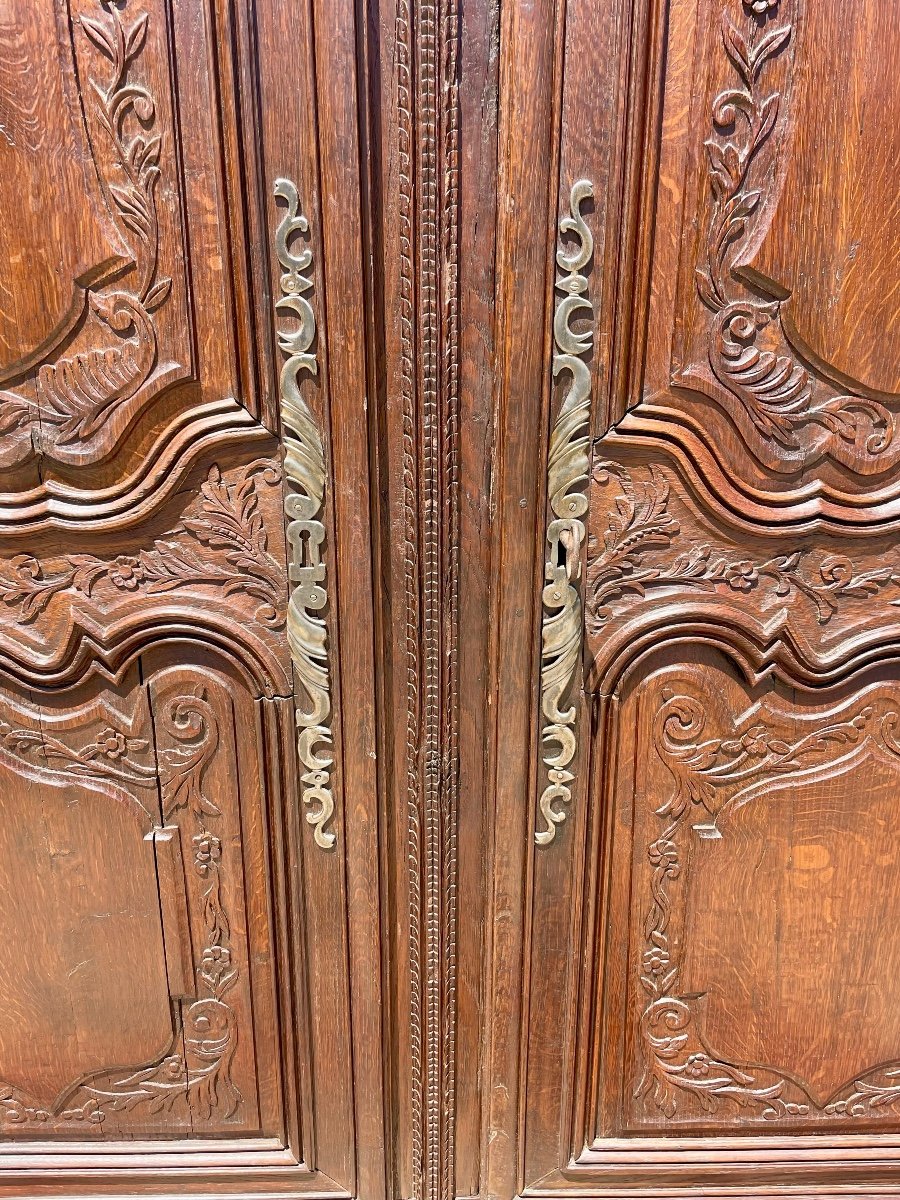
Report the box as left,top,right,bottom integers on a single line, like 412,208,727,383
0,0,897,1196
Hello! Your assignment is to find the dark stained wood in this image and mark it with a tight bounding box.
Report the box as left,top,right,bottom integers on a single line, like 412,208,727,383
0,0,898,1195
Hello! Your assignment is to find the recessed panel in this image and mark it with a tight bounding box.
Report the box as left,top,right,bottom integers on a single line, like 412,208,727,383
615,661,900,1132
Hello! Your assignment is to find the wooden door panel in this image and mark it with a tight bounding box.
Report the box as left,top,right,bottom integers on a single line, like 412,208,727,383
0,678,172,1116
626,0,900,518
0,658,290,1145
0,0,384,1192
0,665,274,1141
1,0,894,1192
476,0,900,1194
611,660,900,1130
524,659,900,1174
748,0,900,397
0,0,263,524
0,0,127,384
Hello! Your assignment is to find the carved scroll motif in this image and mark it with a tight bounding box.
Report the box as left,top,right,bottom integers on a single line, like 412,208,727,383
637,689,900,1123
695,0,893,465
273,179,335,851
0,0,172,454
536,181,594,847
76,692,240,1124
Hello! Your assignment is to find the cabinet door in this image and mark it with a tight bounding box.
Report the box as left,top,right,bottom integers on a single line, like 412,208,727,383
0,1,383,1196
472,0,900,1195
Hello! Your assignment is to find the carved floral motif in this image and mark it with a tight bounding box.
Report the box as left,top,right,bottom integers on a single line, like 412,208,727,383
0,0,172,452
637,689,900,1122
536,181,594,846
0,689,240,1129
695,1,894,463
0,462,283,626
0,718,155,790
586,460,900,631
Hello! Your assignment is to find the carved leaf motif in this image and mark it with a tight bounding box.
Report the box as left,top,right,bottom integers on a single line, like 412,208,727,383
751,23,791,73
0,463,284,627
125,12,149,58
694,3,895,463
145,275,172,311
585,461,900,632
81,15,117,60
0,717,155,794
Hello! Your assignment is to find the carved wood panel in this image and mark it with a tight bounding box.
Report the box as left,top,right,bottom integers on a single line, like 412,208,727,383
473,0,900,1195
0,0,268,527
0,0,385,1195
1,0,895,1194
619,661,900,1130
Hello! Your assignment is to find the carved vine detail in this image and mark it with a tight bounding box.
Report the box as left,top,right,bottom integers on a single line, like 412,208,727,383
0,0,171,448
0,690,240,1128
0,718,156,791
273,179,335,851
536,181,594,846
586,461,900,631
637,690,900,1121
0,462,283,626
695,0,893,462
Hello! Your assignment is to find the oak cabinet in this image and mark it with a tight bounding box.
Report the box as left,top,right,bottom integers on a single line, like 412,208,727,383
0,0,897,1196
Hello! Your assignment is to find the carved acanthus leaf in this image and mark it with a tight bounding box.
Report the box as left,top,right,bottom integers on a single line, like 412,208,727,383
0,463,284,627
586,460,900,631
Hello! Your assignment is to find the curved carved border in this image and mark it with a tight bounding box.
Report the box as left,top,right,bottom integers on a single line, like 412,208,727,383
605,418,900,532
536,181,594,846
637,686,900,1124
0,460,290,696
586,461,900,633
0,398,268,537
584,457,900,693
0,461,282,627
272,179,335,851
0,0,173,468
0,689,241,1131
